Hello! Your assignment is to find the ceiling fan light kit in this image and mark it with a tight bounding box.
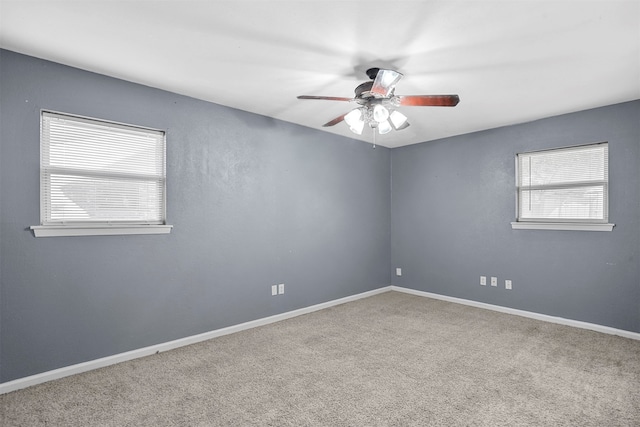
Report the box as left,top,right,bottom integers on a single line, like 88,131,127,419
298,67,460,139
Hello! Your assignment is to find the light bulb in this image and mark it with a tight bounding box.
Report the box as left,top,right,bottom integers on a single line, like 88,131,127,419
378,120,392,134
373,104,390,123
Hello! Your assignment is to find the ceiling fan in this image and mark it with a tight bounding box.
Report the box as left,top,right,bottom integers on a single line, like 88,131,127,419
298,68,460,136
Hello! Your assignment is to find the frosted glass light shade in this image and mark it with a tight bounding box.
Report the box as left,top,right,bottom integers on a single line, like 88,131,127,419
378,120,392,134
344,108,364,135
389,110,408,129
372,104,390,123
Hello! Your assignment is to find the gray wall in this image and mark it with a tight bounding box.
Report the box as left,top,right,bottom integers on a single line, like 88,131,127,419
1,48,638,385
0,50,392,383
391,100,640,332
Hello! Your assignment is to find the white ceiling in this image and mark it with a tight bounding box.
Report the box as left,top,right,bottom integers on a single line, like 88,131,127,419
1,1,639,148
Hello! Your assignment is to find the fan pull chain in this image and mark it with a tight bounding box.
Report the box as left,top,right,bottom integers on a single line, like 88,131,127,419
372,126,376,149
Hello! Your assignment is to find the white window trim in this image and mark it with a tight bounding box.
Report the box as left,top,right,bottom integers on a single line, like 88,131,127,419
510,222,614,231
30,224,173,237
32,110,173,237
513,142,614,232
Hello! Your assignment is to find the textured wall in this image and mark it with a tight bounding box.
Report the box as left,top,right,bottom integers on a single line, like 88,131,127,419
2,48,637,385
0,50,391,382
391,100,640,332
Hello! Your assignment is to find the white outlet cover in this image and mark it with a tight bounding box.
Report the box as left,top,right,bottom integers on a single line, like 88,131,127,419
505,280,512,290
396,268,402,276
491,277,498,286
271,285,278,296
480,276,487,286
278,283,285,295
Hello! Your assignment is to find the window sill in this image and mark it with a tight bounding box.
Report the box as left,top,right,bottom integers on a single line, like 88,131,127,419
30,224,173,237
510,222,614,232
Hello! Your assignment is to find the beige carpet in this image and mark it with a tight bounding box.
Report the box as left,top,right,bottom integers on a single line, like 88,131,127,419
2,291,639,426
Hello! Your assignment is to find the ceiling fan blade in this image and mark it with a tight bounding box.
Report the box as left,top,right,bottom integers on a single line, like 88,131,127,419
322,113,347,127
297,95,353,102
370,69,403,97
396,95,460,107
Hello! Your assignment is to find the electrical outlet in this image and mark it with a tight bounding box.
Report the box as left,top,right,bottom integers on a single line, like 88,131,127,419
480,276,487,286
396,268,402,276
491,277,498,287
505,280,512,290
278,283,285,295
271,285,278,296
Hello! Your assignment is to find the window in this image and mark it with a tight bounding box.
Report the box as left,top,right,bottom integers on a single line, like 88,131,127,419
31,111,172,237
511,142,614,231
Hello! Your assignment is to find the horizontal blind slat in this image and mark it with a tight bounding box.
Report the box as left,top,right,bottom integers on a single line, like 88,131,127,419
41,111,166,225
517,143,608,222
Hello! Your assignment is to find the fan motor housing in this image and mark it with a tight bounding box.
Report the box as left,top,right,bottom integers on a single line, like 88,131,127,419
354,81,374,99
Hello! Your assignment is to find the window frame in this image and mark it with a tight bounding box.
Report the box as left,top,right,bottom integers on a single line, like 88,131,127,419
510,142,614,232
31,110,173,237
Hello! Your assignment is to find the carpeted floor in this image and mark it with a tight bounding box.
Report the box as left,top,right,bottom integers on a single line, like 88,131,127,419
1,291,639,426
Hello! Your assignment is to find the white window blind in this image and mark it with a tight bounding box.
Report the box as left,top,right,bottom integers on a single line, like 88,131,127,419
40,111,166,225
516,142,608,223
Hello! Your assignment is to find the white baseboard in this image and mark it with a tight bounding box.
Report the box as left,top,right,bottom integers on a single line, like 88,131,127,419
0,286,391,395
391,286,640,341
4,285,637,395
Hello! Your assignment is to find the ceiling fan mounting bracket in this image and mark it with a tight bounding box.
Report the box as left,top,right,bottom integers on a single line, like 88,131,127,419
365,67,380,80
